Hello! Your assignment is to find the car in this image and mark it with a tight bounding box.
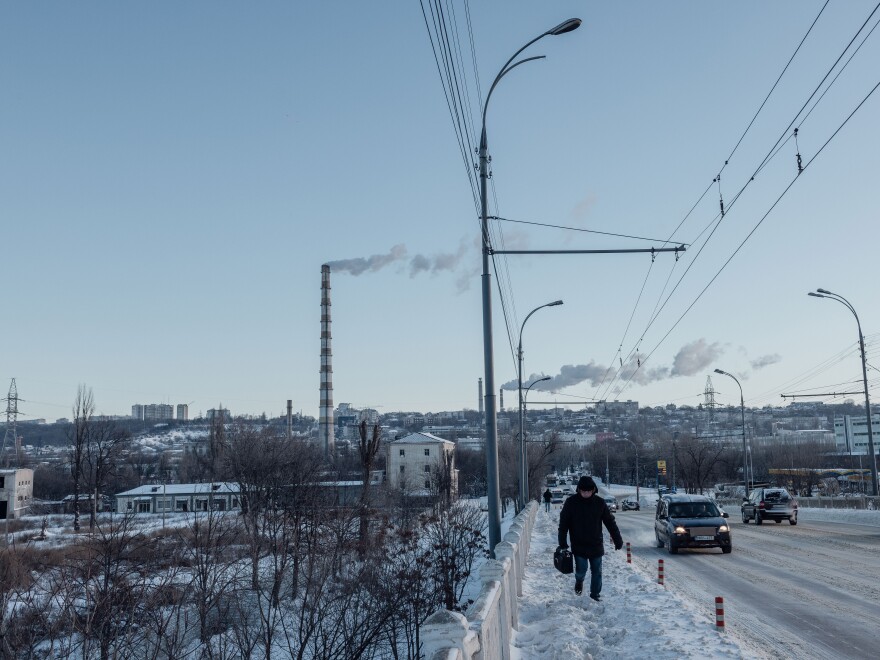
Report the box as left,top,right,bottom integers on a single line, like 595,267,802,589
741,487,798,525
654,494,732,554
621,497,640,511
550,488,564,504
604,496,618,512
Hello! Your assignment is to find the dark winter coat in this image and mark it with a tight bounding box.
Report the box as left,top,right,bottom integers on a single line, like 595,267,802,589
558,492,623,558
543,489,552,503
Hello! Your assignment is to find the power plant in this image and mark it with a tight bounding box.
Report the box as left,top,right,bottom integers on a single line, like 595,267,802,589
318,265,335,456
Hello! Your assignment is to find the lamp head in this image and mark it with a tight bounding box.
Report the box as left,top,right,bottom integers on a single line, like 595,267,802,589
539,376,551,383
714,368,725,375
808,292,824,298
817,288,831,295
548,18,582,35
549,300,563,307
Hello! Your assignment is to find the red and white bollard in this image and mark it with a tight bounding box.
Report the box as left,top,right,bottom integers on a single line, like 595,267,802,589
715,596,725,631
657,558,665,586
626,541,632,564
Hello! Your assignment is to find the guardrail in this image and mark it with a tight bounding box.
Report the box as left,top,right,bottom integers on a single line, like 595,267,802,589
420,501,538,660
717,496,880,510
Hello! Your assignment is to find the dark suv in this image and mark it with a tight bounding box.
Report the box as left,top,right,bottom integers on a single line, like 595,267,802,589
741,487,798,525
654,494,732,554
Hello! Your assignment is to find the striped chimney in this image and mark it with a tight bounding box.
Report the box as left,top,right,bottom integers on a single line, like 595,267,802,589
319,265,335,456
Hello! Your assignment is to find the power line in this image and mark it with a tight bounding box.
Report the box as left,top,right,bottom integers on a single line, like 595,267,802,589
620,72,880,394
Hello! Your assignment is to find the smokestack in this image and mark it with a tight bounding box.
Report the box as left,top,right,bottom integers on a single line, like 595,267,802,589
500,388,504,412
319,265,335,456
478,378,484,415
287,399,293,440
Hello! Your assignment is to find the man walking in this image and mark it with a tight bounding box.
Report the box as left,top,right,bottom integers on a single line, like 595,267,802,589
543,488,552,512
558,476,623,600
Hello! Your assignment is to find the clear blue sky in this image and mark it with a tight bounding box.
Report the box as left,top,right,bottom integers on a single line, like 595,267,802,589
2,2,878,422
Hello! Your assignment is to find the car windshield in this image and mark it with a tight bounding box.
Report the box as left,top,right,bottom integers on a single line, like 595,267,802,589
763,490,790,502
669,502,719,518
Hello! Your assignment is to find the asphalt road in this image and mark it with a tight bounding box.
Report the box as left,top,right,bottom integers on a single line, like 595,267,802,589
614,507,880,659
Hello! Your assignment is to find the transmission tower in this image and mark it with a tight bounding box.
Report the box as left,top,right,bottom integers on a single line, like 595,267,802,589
1,378,23,467
704,375,717,422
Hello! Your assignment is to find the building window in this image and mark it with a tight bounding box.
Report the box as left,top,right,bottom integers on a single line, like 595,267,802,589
424,465,430,473
424,448,430,456
400,465,405,473
425,480,431,489
400,449,405,456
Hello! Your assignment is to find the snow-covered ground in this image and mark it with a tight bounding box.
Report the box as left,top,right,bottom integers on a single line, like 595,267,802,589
514,484,880,658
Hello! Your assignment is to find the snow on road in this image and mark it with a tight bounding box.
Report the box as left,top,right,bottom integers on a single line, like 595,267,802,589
511,506,746,659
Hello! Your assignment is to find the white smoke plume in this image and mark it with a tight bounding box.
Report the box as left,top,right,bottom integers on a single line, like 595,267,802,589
500,338,724,392
670,339,724,376
751,353,782,370
408,239,469,277
325,244,408,275
326,240,477,289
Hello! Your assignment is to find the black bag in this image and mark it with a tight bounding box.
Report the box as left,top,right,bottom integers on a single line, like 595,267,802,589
554,546,574,574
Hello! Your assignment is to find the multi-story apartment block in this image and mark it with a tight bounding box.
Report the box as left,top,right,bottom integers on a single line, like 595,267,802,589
176,404,189,421
386,432,457,495
132,404,144,420
144,404,174,422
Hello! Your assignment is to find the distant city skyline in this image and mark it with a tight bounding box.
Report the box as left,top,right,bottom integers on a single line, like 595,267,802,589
3,2,879,422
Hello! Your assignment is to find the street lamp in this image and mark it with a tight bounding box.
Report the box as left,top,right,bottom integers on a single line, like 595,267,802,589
479,17,581,555
809,288,878,495
714,368,749,496
518,301,563,508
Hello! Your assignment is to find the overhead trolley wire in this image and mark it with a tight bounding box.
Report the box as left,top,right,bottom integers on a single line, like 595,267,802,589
606,4,880,398
600,1,830,400
619,72,880,395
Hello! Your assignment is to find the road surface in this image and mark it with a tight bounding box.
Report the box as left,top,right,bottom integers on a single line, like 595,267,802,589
614,507,880,659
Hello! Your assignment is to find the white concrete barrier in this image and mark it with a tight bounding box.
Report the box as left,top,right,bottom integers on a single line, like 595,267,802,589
421,501,538,660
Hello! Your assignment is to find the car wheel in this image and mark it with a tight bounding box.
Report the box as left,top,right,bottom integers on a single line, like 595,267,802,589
755,512,763,525
722,545,732,554
789,514,797,526
666,538,678,555
656,532,664,548
741,511,749,524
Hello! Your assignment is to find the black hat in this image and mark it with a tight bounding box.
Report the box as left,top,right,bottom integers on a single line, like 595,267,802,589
577,476,597,492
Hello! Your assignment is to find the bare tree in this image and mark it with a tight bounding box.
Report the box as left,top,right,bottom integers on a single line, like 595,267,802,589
421,502,487,612
84,420,130,530
67,385,94,533
676,436,727,494
526,432,559,502
357,420,382,556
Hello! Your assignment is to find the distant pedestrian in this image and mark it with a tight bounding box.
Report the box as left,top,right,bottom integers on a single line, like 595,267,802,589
558,476,623,601
543,488,552,512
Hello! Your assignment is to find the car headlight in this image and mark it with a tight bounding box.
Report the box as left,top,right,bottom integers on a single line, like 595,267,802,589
674,526,686,534
718,525,729,533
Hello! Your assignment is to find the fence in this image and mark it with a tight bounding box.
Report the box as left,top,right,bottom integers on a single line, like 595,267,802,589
420,501,538,660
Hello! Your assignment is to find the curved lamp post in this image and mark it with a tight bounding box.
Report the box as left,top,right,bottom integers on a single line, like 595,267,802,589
809,288,878,495
480,17,581,554
714,368,749,496
518,301,563,508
